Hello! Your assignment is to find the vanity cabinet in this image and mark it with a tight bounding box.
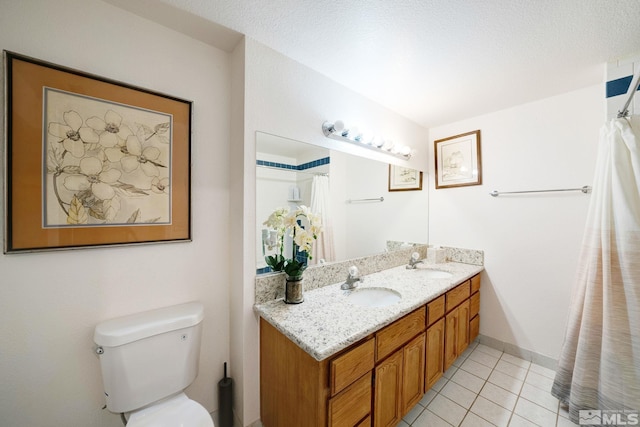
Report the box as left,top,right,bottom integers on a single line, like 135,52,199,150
260,273,481,427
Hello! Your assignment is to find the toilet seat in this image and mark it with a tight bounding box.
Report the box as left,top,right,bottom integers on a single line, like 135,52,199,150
126,392,214,427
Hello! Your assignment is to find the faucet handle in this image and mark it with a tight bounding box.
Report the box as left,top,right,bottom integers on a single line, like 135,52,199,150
348,266,359,277
411,252,420,261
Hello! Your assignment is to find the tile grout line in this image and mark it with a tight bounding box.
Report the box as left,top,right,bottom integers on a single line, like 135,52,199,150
433,342,543,427
407,340,574,427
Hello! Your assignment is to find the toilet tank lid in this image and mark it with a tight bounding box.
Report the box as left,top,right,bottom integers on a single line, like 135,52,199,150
94,302,204,347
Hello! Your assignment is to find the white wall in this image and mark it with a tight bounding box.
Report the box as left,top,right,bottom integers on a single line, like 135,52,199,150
0,1,232,426
428,85,604,359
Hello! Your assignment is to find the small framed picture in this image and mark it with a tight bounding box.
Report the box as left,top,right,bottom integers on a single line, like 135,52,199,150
388,165,423,191
3,51,192,253
434,130,482,189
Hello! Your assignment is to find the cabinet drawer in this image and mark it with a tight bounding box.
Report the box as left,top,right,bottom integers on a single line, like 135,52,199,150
470,292,480,318
328,372,372,427
446,281,470,312
471,274,481,294
376,308,425,361
330,338,375,395
426,295,445,327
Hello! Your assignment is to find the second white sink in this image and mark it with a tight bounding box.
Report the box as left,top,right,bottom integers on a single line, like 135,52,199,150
347,287,401,308
415,267,453,279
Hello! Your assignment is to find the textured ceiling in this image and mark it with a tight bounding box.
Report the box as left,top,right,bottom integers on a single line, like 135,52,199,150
111,0,640,127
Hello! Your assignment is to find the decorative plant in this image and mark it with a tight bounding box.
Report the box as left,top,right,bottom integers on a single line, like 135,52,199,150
263,205,322,278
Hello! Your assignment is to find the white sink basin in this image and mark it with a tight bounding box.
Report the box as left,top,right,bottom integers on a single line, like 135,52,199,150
415,267,453,279
347,287,401,308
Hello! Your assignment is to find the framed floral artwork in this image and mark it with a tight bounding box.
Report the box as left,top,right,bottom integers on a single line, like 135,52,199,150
388,165,423,191
434,130,482,189
3,51,192,253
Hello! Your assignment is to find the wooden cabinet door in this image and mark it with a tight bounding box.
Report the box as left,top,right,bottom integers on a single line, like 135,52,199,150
355,416,371,427
469,315,480,343
444,308,458,371
425,318,445,390
457,299,470,357
374,350,403,427
401,333,425,416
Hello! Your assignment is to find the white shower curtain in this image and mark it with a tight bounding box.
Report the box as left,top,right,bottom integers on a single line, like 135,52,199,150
552,116,640,424
310,175,335,264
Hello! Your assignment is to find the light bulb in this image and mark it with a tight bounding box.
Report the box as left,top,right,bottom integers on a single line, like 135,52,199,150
348,127,361,141
361,133,374,145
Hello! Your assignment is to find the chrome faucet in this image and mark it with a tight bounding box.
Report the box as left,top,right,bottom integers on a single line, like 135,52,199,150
341,266,363,290
406,252,424,269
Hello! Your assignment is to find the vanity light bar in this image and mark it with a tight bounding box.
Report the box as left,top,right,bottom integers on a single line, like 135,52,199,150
322,120,413,160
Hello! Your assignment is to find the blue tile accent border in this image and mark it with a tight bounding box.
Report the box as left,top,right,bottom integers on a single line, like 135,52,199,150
298,157,330,170
606,75,637,98
256,156,330,171
256,266,272,275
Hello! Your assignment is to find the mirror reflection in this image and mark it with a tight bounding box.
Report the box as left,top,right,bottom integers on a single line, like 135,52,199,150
256,132,428,274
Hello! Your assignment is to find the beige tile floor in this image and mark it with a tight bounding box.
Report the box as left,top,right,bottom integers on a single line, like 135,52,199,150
398,341,578,427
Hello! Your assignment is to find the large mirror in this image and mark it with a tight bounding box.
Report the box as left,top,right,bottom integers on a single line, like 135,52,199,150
256,132,428,274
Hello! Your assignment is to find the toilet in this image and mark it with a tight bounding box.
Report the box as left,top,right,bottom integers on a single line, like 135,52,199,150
94,301,214,427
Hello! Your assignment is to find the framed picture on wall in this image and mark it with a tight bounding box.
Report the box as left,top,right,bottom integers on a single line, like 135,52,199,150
388,165,423,191
434,130,482,189
3,51,192,253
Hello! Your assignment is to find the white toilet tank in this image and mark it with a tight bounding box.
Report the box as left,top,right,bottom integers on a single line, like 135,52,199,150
94,302,204,414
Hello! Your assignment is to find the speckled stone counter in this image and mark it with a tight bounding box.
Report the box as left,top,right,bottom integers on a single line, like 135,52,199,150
254,261,483,361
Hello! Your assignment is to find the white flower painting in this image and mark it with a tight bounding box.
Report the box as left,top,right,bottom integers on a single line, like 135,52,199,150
44,88,172,227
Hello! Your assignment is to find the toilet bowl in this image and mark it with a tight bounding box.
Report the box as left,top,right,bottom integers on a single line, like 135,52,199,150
126,393,213,427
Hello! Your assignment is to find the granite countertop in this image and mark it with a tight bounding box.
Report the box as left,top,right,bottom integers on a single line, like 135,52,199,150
254,261,484,361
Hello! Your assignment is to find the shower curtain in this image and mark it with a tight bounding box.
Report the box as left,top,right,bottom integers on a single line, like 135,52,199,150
552,116,640,424
310,175,335,264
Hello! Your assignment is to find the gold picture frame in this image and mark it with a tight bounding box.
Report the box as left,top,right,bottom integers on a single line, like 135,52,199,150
434,130,482,189
388,165,423,191
3,51,192,253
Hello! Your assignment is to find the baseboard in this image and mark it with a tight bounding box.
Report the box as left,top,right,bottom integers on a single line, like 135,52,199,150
477,334,558,371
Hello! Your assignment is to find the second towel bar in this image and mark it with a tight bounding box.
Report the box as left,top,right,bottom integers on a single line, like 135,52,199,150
347,197,384,203
490,186,591,197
